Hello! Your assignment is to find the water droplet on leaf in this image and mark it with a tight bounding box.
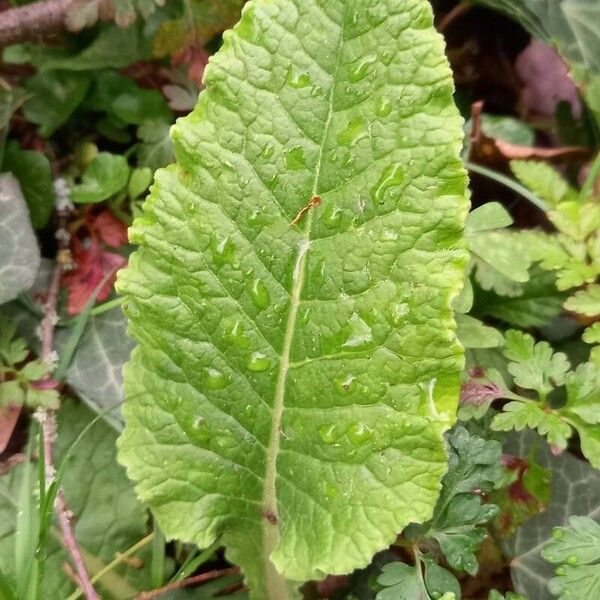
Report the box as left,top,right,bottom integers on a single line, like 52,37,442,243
287,68,311,88
375,95,392,117
211,237,235,266
226,320,250,349
204,368,230,390
337,117,365,147
347,422,372,446
248,278,270,309
319,423,341,444
247,351,271,372
285,147,306,170
348,55,376,82
371,163,405,204
342,313,373,349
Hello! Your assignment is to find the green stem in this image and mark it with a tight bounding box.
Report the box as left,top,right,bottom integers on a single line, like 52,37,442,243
65,533,155,600
579,150,600,201
466,161,550,212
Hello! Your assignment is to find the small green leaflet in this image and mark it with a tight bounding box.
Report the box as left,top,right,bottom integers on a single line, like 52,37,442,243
117,0,468,597
510,160,576,207
375,559,460,600
542,516,600,600
71,152,130,204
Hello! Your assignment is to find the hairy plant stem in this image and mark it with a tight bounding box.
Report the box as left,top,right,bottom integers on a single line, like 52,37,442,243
0,0,77,47
39,199,99,600
0,0,120,47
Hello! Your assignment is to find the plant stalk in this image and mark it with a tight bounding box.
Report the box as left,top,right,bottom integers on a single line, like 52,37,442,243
39,194,99,600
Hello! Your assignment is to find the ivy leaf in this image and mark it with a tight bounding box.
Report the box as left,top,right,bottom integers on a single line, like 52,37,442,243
71,152,130,204
2,142,55,229
510,160,576,207
503,330,571,397
542,516,600,600
0,175,40,306
56,307,134,429
507,432,600,599
22,71,90,137
117,0,468,596
564,284,600,317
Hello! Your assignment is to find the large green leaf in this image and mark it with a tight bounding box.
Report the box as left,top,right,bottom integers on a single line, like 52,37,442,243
117,0,468,597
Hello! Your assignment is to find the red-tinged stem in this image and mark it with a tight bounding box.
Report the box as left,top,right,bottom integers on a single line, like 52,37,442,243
136,567,240,600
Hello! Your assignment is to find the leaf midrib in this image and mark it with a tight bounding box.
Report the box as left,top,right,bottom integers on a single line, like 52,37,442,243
260,5,347,596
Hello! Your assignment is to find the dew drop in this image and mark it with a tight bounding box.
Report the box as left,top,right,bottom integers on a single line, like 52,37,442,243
193,416,205,428
324,205,342,227
204,368,230,390
381,50,394,65
347,422,372,446
371,163,405,204
287,67,311,89
301,307,312,324
342,313,373,349
324,482,339,498
389,302,409,326
336,117,365,147
248,278,270,309
336,373,356,392
211,237,235,266
310,85,324,98
319,423,340,444
247,351,271,372
375,95,392,117
215,434,236,449
285,147,306,171
348,55,376,83
262,144,274,159
381,228,398,241
226,320,250,349
566,555,578,566
552,528,565,540
555,566,566,576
